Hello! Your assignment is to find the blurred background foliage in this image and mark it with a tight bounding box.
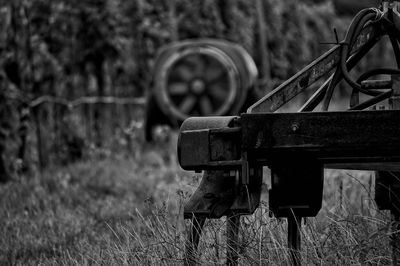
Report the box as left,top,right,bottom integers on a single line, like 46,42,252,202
0,0,384,181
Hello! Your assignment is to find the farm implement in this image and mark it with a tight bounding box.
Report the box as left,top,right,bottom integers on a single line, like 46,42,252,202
178,1,400,265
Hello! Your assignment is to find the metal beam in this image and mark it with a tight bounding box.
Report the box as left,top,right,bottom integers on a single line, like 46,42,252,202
242,110,400,167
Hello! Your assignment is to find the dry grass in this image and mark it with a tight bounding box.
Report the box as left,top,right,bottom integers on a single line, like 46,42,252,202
0,133,396,265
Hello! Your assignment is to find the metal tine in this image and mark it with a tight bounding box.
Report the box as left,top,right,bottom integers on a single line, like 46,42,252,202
287,214,302,266
226,213,241,266
185,215,206,266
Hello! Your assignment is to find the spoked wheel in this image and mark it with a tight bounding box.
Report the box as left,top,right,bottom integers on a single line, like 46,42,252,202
145,39,258,141
159,50,238,119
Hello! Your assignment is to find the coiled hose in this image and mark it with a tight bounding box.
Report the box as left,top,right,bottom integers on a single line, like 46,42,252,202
340,8,400,97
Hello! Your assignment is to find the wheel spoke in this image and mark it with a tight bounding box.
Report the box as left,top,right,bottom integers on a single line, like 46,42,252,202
168,82,189,95
208,83,229,102
184,54,201,67
176,65,194,82
193,55,207,77
200,96,214,115
205,67,224,83
179,95,197,114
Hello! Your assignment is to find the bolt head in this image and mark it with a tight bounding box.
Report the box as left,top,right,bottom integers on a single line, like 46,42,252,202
191,79,206,95
291,123,300,132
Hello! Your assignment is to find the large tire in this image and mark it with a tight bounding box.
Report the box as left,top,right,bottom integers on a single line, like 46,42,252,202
145,39,258,141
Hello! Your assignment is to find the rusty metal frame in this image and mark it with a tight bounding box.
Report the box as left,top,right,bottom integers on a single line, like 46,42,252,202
180,110,400,172
179,4,400,266
247,22,381,113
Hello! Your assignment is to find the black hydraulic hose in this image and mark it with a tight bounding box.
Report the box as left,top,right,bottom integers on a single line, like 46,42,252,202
341,12,380,91
355,69,398,98
349,90,392,110
354,86,381,96
320,23,381,111
312,8,400,111
340,14,378,101
345,9,380,49
350,14,379,52
354,67,388,96
320,9,381,111
357,68,400,82
307,36,379,112
354,68,400,97
386,8,400,68
389,36,400,68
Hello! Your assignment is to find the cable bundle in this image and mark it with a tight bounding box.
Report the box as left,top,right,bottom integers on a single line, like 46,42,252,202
322,6,400,110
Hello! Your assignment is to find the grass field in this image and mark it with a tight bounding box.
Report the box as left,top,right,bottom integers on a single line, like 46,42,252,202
0,132,395,265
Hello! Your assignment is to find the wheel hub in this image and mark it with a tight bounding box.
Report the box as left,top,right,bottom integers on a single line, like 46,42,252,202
190,79,206,95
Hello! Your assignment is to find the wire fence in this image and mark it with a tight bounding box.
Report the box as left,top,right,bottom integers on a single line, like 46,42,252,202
24,94,147,170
